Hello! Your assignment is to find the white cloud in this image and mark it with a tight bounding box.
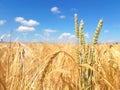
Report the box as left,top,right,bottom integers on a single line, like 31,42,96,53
58,33,76,43
104,30,109,33
84,33,89,39
59,15,66,19
17,25,35,32
44,29,57,33
23,19,39,26
0,20,6,25
15,17,39,26
51,7,66,20
15,17,39,33
58,33,71,39
44,29,57,37
15,17,24,22
51,7,60,14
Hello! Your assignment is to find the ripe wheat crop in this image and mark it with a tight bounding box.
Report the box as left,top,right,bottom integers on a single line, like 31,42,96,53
0,43,120,90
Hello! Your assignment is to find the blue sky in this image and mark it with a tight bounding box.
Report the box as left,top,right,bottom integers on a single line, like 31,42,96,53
0,0,120,43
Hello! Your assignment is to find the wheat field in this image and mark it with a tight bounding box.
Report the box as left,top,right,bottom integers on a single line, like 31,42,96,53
0,14,120,90
0,42,120,90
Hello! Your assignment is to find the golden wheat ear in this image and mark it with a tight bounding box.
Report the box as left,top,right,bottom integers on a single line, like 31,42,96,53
92,19,103,45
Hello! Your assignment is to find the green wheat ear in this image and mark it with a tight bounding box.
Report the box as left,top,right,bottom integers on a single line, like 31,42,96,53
92,19,103,45
74,14,79,38
79,20,85,45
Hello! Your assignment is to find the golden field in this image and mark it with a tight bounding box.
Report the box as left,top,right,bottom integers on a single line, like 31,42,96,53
0,42,120,90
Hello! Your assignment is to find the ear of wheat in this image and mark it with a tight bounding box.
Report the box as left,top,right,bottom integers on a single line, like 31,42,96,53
92,19,103,45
